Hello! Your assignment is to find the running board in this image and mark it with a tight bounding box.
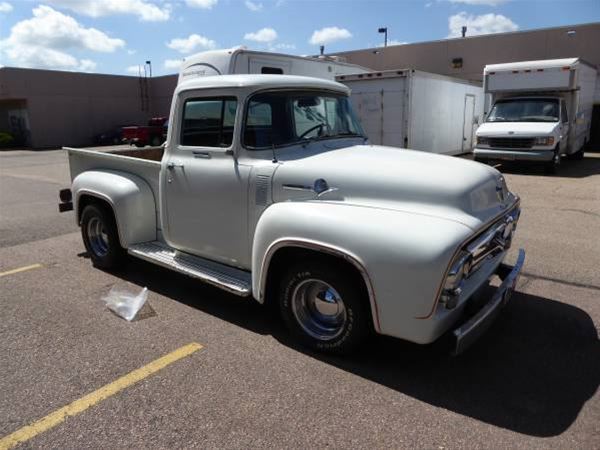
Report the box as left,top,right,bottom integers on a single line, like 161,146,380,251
128,241,252,296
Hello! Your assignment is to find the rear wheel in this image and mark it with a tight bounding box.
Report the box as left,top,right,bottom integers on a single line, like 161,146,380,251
81,204,126,269
151,136,162,147
278,261,370,354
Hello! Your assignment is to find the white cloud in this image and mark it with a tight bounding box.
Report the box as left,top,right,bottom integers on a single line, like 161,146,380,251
0,5,124,72
377,39,407,47
447,12,518,38
0,2,13,13
164,59,184,70
126,65,141,74
448,0,508,5
166,34,217,54
309,27,352,45
127,49,137,55
245,0,263,11
270,43,296,51
186,0,218,9
78,59,97,72
46,0,170,22
244,27,278,43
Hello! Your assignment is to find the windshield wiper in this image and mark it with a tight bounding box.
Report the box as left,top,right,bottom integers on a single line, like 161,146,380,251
332,132,364,137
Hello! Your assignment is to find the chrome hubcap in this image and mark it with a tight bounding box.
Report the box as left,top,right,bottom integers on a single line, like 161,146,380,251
87,216,109,257
291,279,347,341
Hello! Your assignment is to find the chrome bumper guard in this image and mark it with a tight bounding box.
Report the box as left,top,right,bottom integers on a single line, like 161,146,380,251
453,248,525,355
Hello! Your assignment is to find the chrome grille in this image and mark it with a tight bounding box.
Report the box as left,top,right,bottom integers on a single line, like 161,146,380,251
488,137,534,149
465,207,520,276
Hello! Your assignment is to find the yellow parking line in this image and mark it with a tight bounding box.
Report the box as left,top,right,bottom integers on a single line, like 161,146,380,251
0,264,43,278
0,342,203,450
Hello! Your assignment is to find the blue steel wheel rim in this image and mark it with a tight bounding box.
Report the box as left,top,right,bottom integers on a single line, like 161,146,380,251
87,216,109,258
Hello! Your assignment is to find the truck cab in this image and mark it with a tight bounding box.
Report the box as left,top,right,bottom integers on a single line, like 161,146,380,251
475,96,568,170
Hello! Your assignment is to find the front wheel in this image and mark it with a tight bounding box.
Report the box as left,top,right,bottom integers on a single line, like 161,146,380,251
544,147,561,174
81,204,126,269
279,261,370,354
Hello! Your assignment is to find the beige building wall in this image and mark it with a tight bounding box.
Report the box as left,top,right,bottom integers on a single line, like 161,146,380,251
0,68,177,148
332,22,600,83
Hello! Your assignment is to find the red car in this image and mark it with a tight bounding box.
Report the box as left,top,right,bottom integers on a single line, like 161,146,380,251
122,117,168,147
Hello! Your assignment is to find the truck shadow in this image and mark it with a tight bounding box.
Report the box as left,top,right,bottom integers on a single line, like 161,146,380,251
497,153,600,178
111,257,600,438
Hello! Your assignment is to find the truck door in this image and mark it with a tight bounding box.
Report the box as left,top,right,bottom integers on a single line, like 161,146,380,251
162,95,251,268
462,94,476,152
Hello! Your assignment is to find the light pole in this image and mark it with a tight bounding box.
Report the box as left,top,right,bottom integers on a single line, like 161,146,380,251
378,27,388,47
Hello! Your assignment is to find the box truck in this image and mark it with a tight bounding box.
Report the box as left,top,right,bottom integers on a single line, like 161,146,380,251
178,47,370,83
474,58,597,173
336,70,484,156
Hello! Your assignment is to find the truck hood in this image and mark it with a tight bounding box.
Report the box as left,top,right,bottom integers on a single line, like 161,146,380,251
272,144,515,230
477,121,558,136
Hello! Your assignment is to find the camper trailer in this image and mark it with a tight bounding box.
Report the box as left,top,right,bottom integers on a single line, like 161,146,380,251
178,47,370,84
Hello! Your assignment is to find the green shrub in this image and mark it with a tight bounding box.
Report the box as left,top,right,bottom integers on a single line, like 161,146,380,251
0,132,15,148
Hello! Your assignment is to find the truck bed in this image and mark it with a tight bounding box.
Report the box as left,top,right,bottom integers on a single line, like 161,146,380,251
64,146,163,219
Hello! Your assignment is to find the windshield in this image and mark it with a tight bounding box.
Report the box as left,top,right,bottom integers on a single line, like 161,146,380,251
243,90,364,149
487,99,559,123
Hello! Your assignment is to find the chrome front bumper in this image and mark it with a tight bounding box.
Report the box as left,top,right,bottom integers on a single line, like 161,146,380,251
453,248,525,355
474,148,554,162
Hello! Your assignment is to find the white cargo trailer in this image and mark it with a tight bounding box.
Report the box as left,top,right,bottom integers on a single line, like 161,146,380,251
475,58,597,172
178,47,369,84
336,69,484,155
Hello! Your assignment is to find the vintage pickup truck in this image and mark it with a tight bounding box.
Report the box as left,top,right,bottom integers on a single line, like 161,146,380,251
59,74,525,354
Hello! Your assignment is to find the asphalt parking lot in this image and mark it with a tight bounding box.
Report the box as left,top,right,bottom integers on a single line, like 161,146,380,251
1,147,599,449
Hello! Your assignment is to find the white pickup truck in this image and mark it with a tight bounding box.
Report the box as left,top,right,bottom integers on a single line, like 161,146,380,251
59,74,525,355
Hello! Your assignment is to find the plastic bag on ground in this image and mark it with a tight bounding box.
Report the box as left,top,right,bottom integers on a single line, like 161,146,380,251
102,286,148,321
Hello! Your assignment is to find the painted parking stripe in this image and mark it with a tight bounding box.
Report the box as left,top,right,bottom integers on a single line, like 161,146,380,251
0,342,203,450
0,264,43,278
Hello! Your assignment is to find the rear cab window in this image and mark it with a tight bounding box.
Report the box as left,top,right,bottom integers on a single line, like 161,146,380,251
180,97,238,147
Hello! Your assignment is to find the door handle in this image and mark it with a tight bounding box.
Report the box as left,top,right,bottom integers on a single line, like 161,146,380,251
167,162,184,169
193,151,211,159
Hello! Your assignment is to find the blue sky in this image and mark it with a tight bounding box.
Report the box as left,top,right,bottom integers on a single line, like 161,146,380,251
0,0,598,76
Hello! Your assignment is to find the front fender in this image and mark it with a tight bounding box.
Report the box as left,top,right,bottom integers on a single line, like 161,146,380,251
252,201,473,339
72,170,156,248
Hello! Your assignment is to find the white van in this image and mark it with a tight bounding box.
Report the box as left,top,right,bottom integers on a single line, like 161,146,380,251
178,47,370,84
474,58,597,173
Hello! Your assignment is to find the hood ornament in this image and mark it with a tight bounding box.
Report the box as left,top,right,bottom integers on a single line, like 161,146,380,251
313,178,338,198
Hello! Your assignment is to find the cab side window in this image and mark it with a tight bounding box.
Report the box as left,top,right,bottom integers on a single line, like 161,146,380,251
561,102,568,124
181,97,237,147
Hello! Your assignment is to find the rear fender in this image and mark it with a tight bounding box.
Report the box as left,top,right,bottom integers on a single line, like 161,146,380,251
73,170,156,248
